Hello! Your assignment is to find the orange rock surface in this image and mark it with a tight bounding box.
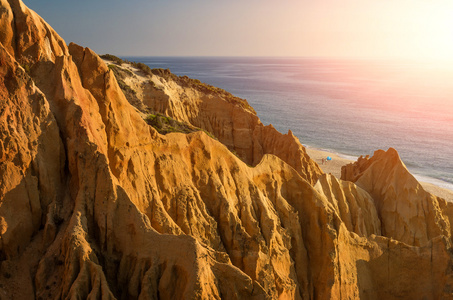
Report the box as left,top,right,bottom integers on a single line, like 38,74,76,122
1,1,453,299
104,60,322,185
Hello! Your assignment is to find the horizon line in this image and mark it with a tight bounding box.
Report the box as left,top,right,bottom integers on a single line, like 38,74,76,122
104,54,453,62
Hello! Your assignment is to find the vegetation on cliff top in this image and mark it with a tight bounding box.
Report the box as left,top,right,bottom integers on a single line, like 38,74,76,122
101,54,256,114
145,113,216,138
100,54,125,65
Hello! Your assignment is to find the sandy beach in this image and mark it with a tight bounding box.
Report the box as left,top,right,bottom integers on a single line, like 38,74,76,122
306,147,453,202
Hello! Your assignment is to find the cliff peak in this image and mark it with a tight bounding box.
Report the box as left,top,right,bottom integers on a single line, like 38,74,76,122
342,147,452,246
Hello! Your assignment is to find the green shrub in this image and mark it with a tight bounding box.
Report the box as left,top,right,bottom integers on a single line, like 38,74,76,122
100,54,124,65
144,112,216,136
21,64,30,74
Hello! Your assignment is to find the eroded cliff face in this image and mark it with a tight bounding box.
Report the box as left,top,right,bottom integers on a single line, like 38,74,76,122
1,1,453,299
103,59,322,185
341,148,453,247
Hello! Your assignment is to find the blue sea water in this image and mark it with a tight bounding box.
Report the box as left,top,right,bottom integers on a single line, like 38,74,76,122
123,56,453,191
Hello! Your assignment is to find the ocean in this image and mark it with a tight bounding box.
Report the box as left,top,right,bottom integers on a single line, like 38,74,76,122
123,57,453,191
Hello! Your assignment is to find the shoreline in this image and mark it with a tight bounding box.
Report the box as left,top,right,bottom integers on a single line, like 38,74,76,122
306,146,453,202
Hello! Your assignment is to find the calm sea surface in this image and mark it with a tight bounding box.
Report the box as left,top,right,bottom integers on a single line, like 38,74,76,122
123,57,453,191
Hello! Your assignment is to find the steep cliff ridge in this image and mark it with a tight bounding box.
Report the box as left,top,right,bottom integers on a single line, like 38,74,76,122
0,41,64,260
0,0,67,63
1,2,325,298
1,1,453,299
102,57,322,185
314,174,381,237
342,148,453,246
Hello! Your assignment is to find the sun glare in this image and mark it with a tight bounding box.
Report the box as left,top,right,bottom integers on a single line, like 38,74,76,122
366,1,453,61
407,5,453,61
299,1,453,61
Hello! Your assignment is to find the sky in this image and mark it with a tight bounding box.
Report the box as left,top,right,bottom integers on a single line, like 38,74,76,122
24,0,453,59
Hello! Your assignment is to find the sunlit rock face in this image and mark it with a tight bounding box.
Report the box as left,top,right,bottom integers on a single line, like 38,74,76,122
103,58,323,185
1,1,453,299
342,148,452,247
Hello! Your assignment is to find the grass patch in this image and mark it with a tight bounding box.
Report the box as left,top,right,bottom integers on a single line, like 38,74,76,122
117,80,135,94
100,54,125,65
145,113,195,134
145,113,217,137
108,64,134,79
22,64,30,74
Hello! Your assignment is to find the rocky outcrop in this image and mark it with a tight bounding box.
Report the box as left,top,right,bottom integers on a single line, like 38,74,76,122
341,148,452,247
0,0,67,63
104,59,322,185
1,1,453,299
0,38,64,261
314,174,381,237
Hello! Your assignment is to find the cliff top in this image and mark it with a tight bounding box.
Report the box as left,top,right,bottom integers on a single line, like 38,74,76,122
100,54,257,114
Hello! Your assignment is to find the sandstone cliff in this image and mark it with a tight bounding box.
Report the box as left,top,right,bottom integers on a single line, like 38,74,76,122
102,58,322,185
341,148,453,247
1,1,453,299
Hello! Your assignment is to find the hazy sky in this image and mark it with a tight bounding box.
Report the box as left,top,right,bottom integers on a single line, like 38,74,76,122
24,0,453,59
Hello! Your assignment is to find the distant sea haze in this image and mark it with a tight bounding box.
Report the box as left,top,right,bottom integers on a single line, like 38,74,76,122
124,56,453,191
